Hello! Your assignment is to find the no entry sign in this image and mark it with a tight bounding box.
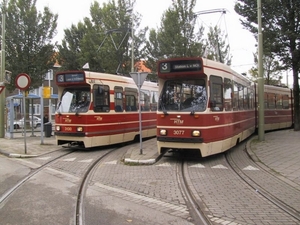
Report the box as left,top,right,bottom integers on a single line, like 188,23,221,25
15,73,31,91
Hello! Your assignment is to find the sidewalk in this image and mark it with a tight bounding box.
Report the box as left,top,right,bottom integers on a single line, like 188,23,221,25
0,131,159,164
246,129,300,186
0,130,299,186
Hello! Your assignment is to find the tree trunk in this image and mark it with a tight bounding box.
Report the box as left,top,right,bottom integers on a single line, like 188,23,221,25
293,68,300,131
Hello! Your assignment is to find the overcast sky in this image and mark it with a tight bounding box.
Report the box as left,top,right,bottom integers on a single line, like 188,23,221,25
36,0,259,76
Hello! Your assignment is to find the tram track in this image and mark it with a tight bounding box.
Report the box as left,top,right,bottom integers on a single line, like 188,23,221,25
75,147,118,225
1,145,123,225
225,146,300,222
176,159,211,225
0,149,75,205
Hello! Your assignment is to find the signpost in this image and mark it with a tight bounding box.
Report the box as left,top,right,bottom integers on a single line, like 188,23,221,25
15,73,31,154
130,72,148,155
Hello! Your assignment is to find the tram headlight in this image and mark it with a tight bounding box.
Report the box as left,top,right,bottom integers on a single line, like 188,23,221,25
77,127,83,132
192,130,201,137
55,125,61,131
160,129,167,136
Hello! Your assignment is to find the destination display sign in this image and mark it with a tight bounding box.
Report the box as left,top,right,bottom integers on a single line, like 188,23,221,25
159,59,202,73
57,73,85,83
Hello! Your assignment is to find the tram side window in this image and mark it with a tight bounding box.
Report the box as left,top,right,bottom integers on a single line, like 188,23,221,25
249,89,254,109
264,93,268,108
140,89,150,111
243,87,249,110
125,87,138,111
238,84,244,110
268,93,275,109
114,86,123,112
150,91,158,111
283,95,289,109
224,78,232,111
93,85,110,112
276,94,283,109
233,82,239,111
210,75,223,111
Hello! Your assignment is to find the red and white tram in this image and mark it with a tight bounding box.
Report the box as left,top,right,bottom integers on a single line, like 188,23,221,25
156,57,293,157
54,71,158,148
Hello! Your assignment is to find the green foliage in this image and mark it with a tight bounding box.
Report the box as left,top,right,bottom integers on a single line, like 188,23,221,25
2,0,57,92
235,0,300,130
58,0,139,75
205,26,232,65
57,0,231,78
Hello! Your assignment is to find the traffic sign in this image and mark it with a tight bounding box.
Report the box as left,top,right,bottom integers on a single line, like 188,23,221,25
15,73,31,90
0,85,5,94
130,72,148,88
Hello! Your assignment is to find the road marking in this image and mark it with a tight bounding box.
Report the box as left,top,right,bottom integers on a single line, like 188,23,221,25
94,182,189,215
104,160,118,164
211,164,228,169
208,215,243,225
78,159,93,163
189,163,205,168
243,165,259,171
62,157,76,162
156,162,172,167
36,157,52,160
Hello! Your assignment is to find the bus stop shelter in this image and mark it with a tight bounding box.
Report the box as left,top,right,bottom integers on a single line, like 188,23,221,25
6,93,45,142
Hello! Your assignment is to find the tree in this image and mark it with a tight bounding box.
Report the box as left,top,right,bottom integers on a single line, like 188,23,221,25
57,0,146,75
152,0,204,59
235,0,300,130
145,0,230,69
248,52,284,85
1,0,57,92
205,25,232,65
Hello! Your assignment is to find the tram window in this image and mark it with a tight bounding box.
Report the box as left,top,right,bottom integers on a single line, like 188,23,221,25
224,78,232,111
65,88,90,113
276,94,283,109
125,87,138,111
233,82,239,111
264,93,268,108
150,91,158,111
283,95,289,109
159,80,206,112
93,85,110,112
243,87,249,110
140,90,150,111
210,76,223,111
114,86,123,112
249,89,254,109
268,93,275,109
238,85,244,110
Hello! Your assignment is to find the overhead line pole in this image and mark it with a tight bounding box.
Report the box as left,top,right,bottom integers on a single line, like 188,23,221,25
0,0,7,138
257,0,265,141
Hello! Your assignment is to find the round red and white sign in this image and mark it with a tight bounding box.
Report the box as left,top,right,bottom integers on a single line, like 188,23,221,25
15,73,31,90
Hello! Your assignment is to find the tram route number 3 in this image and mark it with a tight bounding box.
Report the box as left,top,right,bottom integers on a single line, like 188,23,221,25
174,130,184,135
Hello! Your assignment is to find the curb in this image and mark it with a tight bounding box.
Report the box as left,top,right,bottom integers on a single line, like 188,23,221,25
8,153,38,158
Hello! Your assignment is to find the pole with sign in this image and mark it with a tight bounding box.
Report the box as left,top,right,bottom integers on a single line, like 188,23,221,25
15,73,31,154
129,72,148,154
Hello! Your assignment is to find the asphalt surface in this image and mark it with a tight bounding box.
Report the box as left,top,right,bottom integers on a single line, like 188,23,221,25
0,129,299,187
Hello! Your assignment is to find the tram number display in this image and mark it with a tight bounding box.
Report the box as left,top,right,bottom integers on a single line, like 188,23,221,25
159,59,203,73
57,73,85,83
174,130,185,135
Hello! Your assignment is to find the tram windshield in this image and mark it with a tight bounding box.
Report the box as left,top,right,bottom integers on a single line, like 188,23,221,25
159,79,207,112
57,87,91,113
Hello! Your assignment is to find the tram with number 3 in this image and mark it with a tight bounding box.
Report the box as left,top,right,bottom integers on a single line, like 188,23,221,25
156,57,293,157
54,71,158,148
